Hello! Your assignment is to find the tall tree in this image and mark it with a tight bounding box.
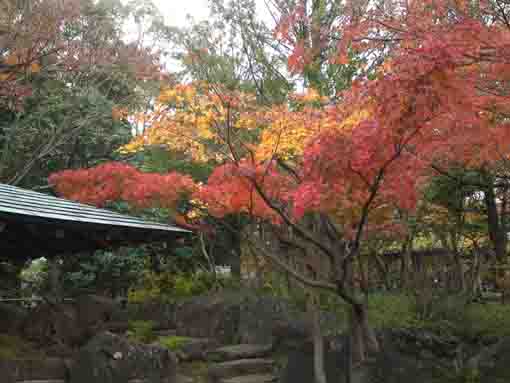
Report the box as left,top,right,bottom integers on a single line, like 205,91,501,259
49,0,510,380
0,0,167,187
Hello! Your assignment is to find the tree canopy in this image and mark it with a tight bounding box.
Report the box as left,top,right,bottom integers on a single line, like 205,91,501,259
21,0,510,376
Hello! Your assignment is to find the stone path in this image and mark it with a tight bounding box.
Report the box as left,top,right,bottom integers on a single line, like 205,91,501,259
16,329,280,383
17,381,65,383
206,344,277,383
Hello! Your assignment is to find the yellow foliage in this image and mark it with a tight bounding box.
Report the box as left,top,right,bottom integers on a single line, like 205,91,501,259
119,84,372,165
256,110,317,160
118,82,258,162
256,92,371,161
29,61,41,74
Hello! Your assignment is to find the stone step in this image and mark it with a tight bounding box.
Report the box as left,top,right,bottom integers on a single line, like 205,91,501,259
220,374,278,383
3,358,68,381
106,320,130,333
176,374,194,383
208,344,272,362
154,329,178,337
208,359,275,381
172,337,220,362
16,381,65,383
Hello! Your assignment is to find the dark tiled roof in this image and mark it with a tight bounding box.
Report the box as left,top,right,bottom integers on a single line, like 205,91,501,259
0,183,189,233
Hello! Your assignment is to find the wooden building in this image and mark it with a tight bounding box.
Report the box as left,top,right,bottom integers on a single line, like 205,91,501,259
0,183,190,261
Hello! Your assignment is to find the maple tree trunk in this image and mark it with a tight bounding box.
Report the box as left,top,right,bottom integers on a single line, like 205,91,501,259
349,302,379,364
358,256,369,295
350,306,365,367
344,258,379,374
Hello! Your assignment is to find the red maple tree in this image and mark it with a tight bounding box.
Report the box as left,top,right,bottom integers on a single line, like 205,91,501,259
49,0,510,369
49,162,196,210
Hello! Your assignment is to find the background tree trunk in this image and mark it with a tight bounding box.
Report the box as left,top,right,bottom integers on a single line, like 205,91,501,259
308,291,327,383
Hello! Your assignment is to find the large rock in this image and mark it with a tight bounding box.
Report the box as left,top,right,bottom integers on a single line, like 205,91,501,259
75,294,117,331
208,358,275,382
237,295,310,345
174,292,319,347
124,301,176,330
220,375,277,383
174,337,219,362
208,344,273,362
0,302,28,334
280,330,462,383
69,332,177,383
22,303,83,347
1,357,69,383
174,293,241,343
471,338,510,381
22,295,124,348
279,338,347,383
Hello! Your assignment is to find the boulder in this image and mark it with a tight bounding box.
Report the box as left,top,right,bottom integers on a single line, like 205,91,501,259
1,357,68,382
237,295,309,345
208,344,273,362
69,332,177,383
280,330,461,383
22,303,83,347
220,374,277,383
174,337,219,362
0,302,28,334
176,374,194,383
370,346,451,383
279,339,347,383
208,358,275,382
22,295,124,348
74,294,117,330
174,294,240,343
174,292,317,347
471,338,510,381
120,301,176,331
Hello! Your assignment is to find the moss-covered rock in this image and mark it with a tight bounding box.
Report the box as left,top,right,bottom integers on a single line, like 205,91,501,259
0,333,43,360
69,331,177,383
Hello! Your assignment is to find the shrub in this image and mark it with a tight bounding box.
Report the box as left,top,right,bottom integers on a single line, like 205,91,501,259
128,270,238,304
158,336,192,351
127,320,156,343
127,270,176,304
458,303,510,339
368,293,424,329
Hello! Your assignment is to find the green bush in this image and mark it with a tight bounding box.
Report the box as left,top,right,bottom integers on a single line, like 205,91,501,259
368,293,424,329
257,277,510,341
458,303,510,339
128,270,237,304
158,336,192,351
127,320,156,343
127,270,176,304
